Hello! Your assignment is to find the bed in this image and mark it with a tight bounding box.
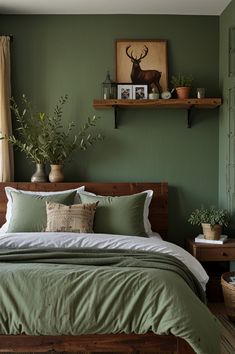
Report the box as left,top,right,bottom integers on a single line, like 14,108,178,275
0,182,220,354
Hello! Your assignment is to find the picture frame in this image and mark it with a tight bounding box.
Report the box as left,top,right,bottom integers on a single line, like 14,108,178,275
117,84,133,99
116,39,168,93
133,85,148,99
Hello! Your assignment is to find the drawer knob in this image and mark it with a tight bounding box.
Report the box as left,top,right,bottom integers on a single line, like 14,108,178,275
222,252,228,256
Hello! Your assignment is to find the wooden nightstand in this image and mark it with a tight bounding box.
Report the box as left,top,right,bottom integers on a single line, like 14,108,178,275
186,238,235,302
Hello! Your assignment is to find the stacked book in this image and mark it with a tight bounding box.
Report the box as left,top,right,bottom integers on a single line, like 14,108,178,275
195,234,228,244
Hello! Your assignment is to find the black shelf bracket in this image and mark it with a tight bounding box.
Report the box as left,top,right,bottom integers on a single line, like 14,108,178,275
113,105,118,129
187,107,194,128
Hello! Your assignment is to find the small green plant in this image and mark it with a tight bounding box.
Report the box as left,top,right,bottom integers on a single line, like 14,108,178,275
188,206,230,227
171,74,193,88
1,94,103,164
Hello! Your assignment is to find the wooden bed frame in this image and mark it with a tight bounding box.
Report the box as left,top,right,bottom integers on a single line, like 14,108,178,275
0,182,195,354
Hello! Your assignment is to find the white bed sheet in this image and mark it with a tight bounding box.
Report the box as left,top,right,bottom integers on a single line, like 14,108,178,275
0,231,208,290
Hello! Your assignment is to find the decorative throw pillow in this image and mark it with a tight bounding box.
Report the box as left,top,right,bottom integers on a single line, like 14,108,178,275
7,191,77,233
0,186,85,234
45,202,97,233
79,192,148,237
79,190,153,236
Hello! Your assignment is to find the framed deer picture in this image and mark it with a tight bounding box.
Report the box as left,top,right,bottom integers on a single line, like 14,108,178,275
116,39,168,94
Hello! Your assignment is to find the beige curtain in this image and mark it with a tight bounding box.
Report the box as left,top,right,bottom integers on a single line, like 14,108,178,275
0,36,14,181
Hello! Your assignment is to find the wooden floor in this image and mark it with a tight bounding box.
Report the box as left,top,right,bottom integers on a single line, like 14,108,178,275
209,303,235,354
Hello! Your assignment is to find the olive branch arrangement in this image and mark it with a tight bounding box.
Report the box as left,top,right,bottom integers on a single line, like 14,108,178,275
1,94,103,165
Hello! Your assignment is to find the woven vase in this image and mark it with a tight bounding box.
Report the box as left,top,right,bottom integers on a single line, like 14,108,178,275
201,223,222,240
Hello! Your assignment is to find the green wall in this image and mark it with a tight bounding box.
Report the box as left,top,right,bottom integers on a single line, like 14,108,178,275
0,15,220,244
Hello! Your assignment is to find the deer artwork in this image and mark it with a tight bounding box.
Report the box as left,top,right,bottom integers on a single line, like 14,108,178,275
125,45,162,93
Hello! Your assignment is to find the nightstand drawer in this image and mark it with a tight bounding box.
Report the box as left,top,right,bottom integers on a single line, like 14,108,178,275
198,247,235,261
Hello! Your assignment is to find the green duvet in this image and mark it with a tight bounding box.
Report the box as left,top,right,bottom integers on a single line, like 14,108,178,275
0,248,220,354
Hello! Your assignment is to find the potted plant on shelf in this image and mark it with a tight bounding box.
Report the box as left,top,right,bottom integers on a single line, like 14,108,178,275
171,74,193,99
1,94,103,182
188,206,230,240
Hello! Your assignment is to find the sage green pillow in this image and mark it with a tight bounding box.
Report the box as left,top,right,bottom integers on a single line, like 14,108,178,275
79,192,147,236
7,190,77,233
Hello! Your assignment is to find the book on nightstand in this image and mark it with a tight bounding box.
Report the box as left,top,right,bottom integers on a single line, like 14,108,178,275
195,234,228,244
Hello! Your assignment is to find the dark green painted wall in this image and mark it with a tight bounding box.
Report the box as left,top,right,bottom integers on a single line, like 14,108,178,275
0,15,220,244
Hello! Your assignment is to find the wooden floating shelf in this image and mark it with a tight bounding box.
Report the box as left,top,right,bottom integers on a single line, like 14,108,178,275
93,98,222,128
93,98,222,109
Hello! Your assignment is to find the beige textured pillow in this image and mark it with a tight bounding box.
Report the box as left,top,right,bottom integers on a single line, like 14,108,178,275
45,202,97,233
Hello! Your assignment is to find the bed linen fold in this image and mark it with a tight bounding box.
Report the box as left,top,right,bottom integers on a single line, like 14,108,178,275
0,232,209,289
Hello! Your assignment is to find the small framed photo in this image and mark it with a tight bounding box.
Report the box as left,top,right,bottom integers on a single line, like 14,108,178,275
117,84,133,99
133,85,148,99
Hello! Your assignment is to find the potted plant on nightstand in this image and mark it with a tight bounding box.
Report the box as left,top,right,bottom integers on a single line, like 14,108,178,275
188,206,230,240
171,74,193,99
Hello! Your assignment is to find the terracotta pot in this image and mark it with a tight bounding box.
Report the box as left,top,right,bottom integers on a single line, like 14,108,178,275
176,86,190,99
49,164,64,183
31,163,47,183
201,223,222,240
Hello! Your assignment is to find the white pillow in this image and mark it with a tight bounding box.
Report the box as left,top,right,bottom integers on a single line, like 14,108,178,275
149,232,162,240
80,189,153,236
0,186,85,234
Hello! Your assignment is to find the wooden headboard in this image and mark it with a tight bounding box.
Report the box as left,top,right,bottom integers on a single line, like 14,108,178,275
0,182,168,237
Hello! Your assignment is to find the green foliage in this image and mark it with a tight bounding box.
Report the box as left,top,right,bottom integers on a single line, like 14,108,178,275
171,74,193,88
188,206,230,227
6,94,48,163
1,94,103,164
